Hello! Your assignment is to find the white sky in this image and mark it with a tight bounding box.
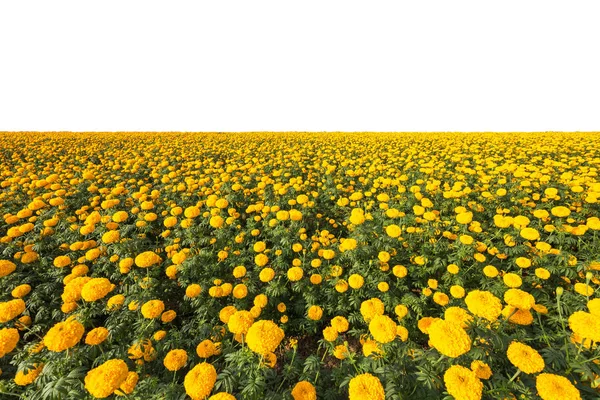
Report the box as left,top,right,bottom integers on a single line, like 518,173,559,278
1,1,599,132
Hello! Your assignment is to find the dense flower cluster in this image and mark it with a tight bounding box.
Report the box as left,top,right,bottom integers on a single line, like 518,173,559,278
0,132,599,398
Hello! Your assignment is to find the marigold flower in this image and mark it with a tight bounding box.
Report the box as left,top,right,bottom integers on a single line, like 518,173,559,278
464,290,502,322
428,319,471,358
444,365,482,400
307,305,323,321
14,363,44,386
228,310,254,335
506,341,545,374
348,373,385,400
0,299,26,323
470,360,492,380
0,260,17,277
360,298,385,322
504,288,535,310
536,373,581,400
81,278,114,302
0,328,19,357
164,349,188,371
134,251,162,268
85,327,109,345
568,311,600,342
184,362,217,400
44,318,85,352
369,314,397,344
331,316,349,333
287,267,304,281
291,381,317,400
209,393,236,400
115,371,139,396
246,320,285,355
141,300,165,319
84,359,129,398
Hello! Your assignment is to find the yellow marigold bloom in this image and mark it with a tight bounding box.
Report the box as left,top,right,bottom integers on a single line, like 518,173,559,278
395,304,409,320
385,224,401,238
259,268,275,283
101,230,120,244
483,265,498,278
428,319,471,358
0,328,19,357
164,349,188,371
507,341,545,374
360,298,385,322
444,307,473,329
307,305,323,321
62,276,92,302
246,320,285,355
255,253,269,267
141,300,165,319
568,311,600,342
444,365,482,400
14,363,44,386
447,264,459,274
84,359,129,398
456,211,473,225
196,339,219,358
503,273,523,288
81,278,114,302
112,211,128,223
11,284,31,299
183,362,217,400
588,298,600,316
378,251,390,263
134,251,161,268
551,206,570,217
209,393,236,400
433,292,449,306
348,274,364,289
362,339,381,357
186,284,202,298
535,268,551,280
219,306,237,324
228,310,254,334
107,294,125,310
291,381,317,400
209,215,224,228
504,289,535,310
0,260,17,277
574,283,594,296
53,255,71,268
536,373,581,400
369,314,397,344
85,327,109,345
417,317,441,334
520,227,540,241
515,257,531,268
115,371,139,396
323,326,338,342
450,285,466,299
333,344,349,359
44,318,85,352
253,241,267,253
0,299,26,323
470,360,492,380
285,266,304,282
464,290,502,322
348,373,385,400
161,310,177,323
154,330,167,341
502,306,534,325
331,316,349,333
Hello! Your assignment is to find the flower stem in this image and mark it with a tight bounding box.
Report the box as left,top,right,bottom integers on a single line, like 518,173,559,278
508,369,521,384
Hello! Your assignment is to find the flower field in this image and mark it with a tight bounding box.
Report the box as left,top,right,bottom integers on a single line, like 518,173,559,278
1,131,600,400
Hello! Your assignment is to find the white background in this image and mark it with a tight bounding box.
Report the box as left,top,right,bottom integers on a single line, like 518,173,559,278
1,1,599,132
